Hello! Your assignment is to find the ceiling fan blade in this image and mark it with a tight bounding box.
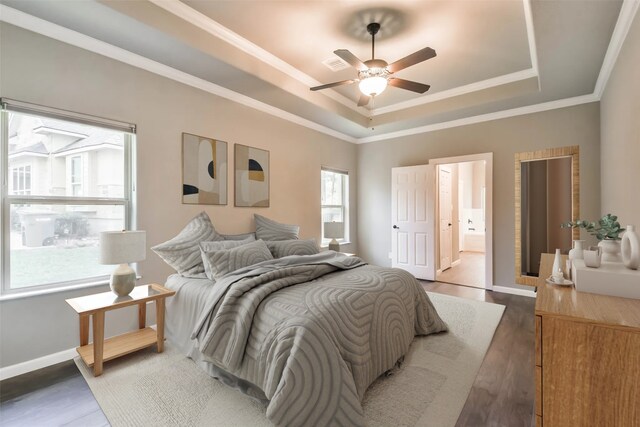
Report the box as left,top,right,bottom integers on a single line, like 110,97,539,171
388,78,431,93
310,79,357,91
357,94,371,107
334,49,368,71
387,47,436,73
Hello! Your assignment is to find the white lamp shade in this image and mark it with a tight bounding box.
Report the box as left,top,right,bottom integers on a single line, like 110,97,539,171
100,230,146,265
324,222,344,239
359,76,388,97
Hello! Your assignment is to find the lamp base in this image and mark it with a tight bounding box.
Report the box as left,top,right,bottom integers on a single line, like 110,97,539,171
110,264,136,296
328,239,340,252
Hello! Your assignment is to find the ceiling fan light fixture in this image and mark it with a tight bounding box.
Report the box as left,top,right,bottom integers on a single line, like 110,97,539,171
309,22,435,106
359,76,388,97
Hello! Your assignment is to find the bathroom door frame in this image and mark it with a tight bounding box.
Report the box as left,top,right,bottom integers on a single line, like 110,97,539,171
429,153,493,289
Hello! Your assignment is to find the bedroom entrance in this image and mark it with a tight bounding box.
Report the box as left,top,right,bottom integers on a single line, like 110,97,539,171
431,153,493,289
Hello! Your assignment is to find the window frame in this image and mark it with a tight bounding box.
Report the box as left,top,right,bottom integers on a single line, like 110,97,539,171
320,168,349,246
0,103,137,297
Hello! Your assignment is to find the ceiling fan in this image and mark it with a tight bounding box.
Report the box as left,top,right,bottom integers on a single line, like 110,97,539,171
310,22,436,107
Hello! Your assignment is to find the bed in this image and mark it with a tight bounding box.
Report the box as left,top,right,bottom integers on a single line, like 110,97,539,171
164,251,447,427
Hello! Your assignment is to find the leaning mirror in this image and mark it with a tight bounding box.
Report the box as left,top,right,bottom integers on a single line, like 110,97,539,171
515,146,579,286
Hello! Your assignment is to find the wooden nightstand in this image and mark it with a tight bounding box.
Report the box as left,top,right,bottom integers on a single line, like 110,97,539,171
66,284,175,376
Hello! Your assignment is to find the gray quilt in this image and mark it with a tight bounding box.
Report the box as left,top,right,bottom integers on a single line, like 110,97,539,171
192,252,447,426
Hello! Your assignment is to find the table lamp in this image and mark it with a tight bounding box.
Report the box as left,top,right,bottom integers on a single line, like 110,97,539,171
323,222,344,252
100,230,146,296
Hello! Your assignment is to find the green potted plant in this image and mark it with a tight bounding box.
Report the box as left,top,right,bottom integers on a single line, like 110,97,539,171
562,214,625,262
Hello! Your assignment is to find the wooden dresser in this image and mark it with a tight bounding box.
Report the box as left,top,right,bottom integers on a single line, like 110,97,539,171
535,282,640,426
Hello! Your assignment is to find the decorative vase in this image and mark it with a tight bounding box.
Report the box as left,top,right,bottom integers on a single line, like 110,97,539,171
552,248,564,280
621,225,640,270
598,239,622,263
583,247,602,268
568,240,585,261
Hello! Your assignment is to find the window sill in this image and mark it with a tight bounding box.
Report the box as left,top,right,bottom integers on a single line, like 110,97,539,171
0,276,142,301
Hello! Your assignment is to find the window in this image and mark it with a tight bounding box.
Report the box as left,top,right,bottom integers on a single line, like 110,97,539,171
1,102,136,295
10,165,31,195
70,155,83,196
321,168,349,245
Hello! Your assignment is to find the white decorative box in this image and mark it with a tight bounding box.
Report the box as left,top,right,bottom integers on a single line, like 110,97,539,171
572,259,640,299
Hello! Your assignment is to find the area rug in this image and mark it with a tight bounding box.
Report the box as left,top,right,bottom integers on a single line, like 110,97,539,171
76,292,505,427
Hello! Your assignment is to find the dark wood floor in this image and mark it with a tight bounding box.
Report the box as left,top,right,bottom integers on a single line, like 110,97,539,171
0,360,108,427
0,282,535,427
421,282,536,427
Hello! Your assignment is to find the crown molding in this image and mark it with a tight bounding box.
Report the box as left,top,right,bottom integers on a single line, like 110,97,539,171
370,69,538,116
1,1,635,146
593,0,640,98
0,5,357,144
148,0,361,114
370,0,540,116
356,94,599,144
523,0,540,79
152,0,541,118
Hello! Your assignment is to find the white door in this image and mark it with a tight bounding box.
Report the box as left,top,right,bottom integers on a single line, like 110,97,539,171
391,165,435,280
439,166,453,271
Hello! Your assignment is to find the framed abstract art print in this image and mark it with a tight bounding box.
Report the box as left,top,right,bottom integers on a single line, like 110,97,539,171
234,144,269,207
182,133,227,205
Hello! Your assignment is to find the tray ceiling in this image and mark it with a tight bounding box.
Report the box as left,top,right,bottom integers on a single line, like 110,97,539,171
0,0,628,142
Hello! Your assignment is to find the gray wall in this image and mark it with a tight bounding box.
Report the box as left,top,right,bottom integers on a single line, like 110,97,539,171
0,24,358,368
601,12,640,227
356,103,601,289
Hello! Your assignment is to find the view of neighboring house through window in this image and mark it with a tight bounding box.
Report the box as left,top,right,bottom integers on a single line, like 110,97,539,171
321,168,349,245
1,106,135,293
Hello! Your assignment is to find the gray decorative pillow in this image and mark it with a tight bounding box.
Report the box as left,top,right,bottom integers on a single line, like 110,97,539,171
254,214,299,241
266,239,319,258
199,237,255,278
201,239,274,281
151,212,222,277
222,232,256,241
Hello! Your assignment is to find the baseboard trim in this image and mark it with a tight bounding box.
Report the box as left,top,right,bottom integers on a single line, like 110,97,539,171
0,347,77,381
492,285,536,298
0,324,159,380
451,259,461,267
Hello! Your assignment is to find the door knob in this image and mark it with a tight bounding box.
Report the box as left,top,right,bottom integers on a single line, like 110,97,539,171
393,225,399,229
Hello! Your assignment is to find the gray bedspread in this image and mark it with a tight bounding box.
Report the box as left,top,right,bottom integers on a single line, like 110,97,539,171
191,252,447,426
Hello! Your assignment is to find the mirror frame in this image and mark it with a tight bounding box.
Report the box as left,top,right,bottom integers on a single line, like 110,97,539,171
515,145,580,286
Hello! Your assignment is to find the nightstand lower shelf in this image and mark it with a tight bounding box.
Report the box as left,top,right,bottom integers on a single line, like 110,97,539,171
77,327,157,367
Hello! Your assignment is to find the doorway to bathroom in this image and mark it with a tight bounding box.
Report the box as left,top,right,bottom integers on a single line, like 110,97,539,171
431,153,493,289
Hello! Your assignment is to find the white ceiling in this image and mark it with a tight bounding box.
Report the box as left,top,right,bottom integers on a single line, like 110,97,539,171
0,0,631,142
